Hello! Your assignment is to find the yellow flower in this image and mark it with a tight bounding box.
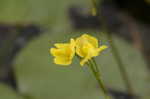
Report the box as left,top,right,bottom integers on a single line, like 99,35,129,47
50,38,76,65
76,34,108,66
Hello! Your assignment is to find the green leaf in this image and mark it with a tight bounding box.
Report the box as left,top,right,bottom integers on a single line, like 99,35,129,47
0,84,23,99
14,29,150,99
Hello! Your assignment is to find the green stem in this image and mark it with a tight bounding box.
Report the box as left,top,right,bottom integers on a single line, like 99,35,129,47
107,34,134,94
91,0,97,8
87,60,110,99
90,0,134,95
91,58,100,73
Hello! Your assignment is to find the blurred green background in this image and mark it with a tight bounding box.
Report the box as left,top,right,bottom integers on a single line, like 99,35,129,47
0,0,150,99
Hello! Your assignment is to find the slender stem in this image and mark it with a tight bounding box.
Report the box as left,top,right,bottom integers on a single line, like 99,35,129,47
91,58,100,73
107,34,134,94
87,60,110,99
91,0,97,8
90,0,134,95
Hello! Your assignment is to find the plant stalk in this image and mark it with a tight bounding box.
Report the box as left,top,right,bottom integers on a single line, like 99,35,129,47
90,0,134,95
87,60,110,99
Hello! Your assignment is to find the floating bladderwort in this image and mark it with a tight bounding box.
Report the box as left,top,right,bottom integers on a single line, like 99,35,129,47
50,34,110,99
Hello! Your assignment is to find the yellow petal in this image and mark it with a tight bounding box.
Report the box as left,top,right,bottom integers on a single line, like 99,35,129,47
70,38,76,47
50,48,59,56
80,55,91,66
82,34,98,48
75,34,108,66
55,43,69,48
54,57,71,65
50,38,76,66
50,48,66,57
80,58,88,66
76,37,85,57
97,45,108,53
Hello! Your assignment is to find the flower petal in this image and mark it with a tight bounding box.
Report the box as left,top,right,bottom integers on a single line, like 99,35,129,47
55,43,69,48
82,34,98,48
80,56,90,66
97,45,108,53
54,57,71,65
75,34,108,66
50,38,76,66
